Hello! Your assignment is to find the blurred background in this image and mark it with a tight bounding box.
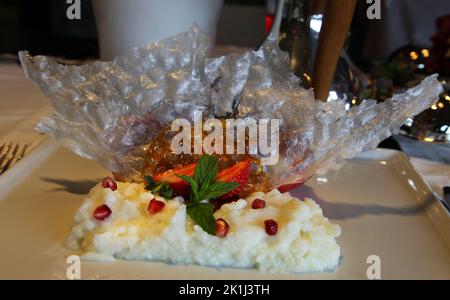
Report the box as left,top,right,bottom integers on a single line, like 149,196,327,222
1,0,449,66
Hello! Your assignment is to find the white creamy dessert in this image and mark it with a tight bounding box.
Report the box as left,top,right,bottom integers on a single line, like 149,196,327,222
66,181,341,273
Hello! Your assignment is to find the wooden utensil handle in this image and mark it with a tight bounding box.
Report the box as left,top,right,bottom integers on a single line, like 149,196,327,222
308,0,327,15
313,0,357,101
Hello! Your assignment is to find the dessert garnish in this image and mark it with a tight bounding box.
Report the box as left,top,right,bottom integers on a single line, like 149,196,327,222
264,219,278,236
144,176,174,199
176,155,239,235
215,160,251,200
101,177,117,191
251,199,266,209
92,204,112,221
150,162,197,198
143,154,252,234
147,199,165,214
215,218,230,238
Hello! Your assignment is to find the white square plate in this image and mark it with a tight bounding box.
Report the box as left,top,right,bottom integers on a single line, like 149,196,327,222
0,140,448,279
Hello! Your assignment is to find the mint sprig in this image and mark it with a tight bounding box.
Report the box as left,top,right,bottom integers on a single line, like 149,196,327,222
178,155,239,234
194,155,218,191
144,175,157,190
186,203,216,235
144,175,173,199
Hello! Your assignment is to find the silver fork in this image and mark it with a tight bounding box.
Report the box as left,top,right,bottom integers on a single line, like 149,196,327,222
0,142,29,175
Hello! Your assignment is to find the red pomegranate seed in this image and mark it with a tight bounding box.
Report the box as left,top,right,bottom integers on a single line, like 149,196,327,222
93,204,112,221
101,177,117,191
264,219,278,235
216,218,230,237
252,199,266,209
148,199,165,214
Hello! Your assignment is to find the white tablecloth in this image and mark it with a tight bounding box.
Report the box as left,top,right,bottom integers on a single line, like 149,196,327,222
0,63,449,198
0,63,46,138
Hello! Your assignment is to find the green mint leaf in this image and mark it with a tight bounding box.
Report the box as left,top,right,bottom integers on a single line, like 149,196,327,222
158,182,173,199
150,182,173,199
144,175,158,190
151,182,164,193
186,203,216,235
194,155,218,191
199,181,240,200
178,154,241,236
177,174,199,204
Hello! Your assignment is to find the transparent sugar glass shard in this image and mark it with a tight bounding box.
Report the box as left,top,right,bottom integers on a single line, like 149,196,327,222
19,25,443,186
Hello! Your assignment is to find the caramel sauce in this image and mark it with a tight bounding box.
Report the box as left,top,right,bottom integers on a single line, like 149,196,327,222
142,124,272,196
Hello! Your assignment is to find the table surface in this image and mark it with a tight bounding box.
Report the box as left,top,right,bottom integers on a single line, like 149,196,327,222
0,62,449,198
0,63,46,137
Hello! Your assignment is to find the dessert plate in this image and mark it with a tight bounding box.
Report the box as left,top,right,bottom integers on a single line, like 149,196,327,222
0,140,448,279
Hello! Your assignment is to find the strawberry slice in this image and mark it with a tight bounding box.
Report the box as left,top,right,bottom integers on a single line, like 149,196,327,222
216,160,251,200
153,163,196,198
153,159,251,200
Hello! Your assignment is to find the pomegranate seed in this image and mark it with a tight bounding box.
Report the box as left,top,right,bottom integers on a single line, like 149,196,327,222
93,204,112,221
216,218,230,237
252,199,266,209
101,177,117,191
148,199,165,214
264,219,278,235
